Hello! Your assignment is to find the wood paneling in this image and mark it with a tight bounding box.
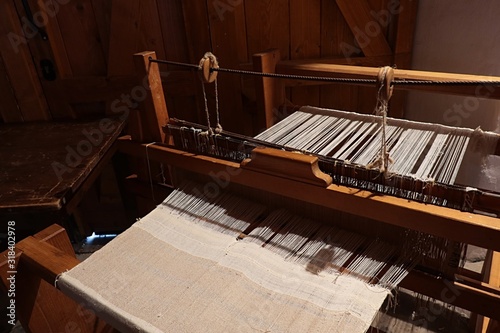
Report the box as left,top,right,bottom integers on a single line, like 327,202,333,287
53,0,107,76
0,55,23,123
207,0,247,133
107,0,141,76
35,0,73,78
335,0,392,56
245,0,290,60
0,0,51,122
91,0,112,62
157,0,189,64
0,0,418,127
290,0,321,106
320,0,359,111
390,0,419,118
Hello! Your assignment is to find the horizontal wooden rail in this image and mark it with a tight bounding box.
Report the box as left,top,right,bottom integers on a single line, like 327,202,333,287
17,237,80,285
117,137,500,252
277,60,500,99
400,270,500,321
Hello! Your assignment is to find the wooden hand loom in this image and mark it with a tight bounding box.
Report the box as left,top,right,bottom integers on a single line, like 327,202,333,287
3,50,500,333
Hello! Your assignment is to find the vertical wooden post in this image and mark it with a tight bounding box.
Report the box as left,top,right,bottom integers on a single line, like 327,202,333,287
253,49,284,132
475,250,500,333
133,51,170,143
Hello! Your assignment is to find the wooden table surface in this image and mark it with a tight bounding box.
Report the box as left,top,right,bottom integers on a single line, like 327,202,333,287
0,118,126,213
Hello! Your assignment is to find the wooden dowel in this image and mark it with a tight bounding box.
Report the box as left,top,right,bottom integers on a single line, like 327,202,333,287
277,60,500,99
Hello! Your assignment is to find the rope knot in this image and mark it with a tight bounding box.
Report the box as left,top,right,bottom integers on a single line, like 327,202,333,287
214,123,223,134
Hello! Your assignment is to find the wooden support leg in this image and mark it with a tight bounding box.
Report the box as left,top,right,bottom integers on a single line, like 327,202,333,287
253,49,284,133
133,51,170,144
475,250,500,333
0,224,118,333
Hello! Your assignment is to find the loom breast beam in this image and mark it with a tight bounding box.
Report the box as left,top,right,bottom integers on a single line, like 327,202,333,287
118,139,500,253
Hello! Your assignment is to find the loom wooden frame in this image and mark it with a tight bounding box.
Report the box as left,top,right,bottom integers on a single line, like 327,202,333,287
4,50,500,332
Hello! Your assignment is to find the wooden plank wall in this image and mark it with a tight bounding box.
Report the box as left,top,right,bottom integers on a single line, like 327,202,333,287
0,0,418,135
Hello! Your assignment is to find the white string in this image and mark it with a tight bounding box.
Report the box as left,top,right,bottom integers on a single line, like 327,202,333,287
199,52,222,136
145,142,157,202
200,81,214,136
165,181,424,290
214,79,222,134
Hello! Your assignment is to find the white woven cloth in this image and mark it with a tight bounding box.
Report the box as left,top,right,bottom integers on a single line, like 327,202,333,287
58,203,389,333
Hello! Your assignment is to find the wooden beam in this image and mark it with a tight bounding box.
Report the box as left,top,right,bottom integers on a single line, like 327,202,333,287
400,270,500,321
0,224,118,333
133,51,169,143
479,251,500,332
17,237,80,284
241,146,332,186
277,61,500,99
276,55,393,87
253,49,283,130
335,0,392,56
117,138,500,252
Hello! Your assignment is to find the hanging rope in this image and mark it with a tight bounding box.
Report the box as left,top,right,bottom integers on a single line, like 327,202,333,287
198,52,223,137
367,66,394,175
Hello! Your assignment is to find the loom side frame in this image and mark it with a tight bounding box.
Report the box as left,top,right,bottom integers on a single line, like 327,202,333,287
127,51,500,330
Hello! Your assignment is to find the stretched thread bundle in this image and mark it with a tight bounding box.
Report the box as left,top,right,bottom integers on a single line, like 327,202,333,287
163,182,457,290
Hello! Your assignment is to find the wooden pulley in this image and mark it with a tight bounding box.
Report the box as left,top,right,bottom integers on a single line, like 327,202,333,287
377,66,394,101
199,52,219,83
